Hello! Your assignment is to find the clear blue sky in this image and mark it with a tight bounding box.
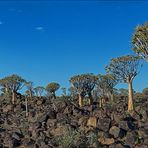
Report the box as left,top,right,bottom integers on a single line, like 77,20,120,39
0,1,148,94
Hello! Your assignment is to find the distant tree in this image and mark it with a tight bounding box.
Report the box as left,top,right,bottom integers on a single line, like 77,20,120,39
96,74,117,106
142,87,148,95
61,87,67,96
25,81,34,99
34,86,45,98
0,74,26,104
106,55,142,112
46,82,60,99
69,74,97,107
119,88,128,96
132,22,148,61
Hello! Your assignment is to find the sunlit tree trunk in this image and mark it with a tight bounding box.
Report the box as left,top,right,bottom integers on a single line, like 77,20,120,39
109,91,114,103
29,90,32,100
88,92,93,105
99,98,102,108
25,97,28,117
128,80,134,112
78,93,83,107
12,91,16,104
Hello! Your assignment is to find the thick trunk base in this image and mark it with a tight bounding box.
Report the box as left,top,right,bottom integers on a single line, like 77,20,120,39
128,81,134,112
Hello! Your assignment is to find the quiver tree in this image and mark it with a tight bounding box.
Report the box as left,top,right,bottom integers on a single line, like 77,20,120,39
69,74,97,107
106,55,142,112
61,87,67,96
0,74,26,104
34,86,45,98
25,81,34,99
46,82,60,99
132,22,148,61
96,74,117,107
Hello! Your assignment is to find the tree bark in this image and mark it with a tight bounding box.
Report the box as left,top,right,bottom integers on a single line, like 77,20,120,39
99,98,102,108
110,93,114,103
29,90,32,100
52,92,56,99
78,93,83,107
88,92,93,105
128,81,134,112
12,91,16,104
25,97,28,117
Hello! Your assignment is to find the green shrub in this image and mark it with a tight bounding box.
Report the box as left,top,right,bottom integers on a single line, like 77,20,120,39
57,127,82,148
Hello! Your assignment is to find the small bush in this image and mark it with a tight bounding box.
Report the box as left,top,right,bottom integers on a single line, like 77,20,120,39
57,127,83,148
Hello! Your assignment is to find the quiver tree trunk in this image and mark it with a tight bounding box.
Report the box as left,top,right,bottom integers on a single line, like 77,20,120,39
88,92,93,105
29,90,33,100
128,80,134,112
52,92,56,99
78,93,83,107
99,98,103,108
109,91,114,103
25,97,28,117
12,91,16,104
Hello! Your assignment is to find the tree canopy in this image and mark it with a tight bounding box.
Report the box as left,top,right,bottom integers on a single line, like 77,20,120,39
106,55,142,83
106,55,142,111
132,22,148,61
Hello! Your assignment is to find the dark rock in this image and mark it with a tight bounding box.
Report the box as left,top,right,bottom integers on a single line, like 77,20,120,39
47,109,56,119
109,126,120,138
46,119,57,127
118,121,129,131
124,131,137,147
0,128,6,133
97,118,111,132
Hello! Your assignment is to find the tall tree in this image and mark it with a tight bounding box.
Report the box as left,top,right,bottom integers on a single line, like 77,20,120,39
69,74,97,107
25,81,34,99
106,55,142,111
132,22,148,61
46,82,60,99
0,74,26,104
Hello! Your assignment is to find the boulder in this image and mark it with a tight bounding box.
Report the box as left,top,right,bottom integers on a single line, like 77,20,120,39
46,119,57,127
109,143,125,148
87,117,97,128
98,137,115,145
109,126,120,138
78,116,88,126
3,105,12,113
50,126,65,136
124,131,137,147
97,118,111,132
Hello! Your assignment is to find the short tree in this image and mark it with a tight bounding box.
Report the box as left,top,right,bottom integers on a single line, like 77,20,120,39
46,82,60,99
69,74,97,107
106,55,142,112
34,86,45,98
0,74,26,104
96,74,117,106
132,22,148,61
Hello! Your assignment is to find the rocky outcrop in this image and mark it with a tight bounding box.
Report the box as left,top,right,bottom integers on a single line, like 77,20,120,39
0,96,148,147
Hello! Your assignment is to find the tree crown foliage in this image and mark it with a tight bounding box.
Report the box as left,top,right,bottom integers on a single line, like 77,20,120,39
46,82,60,93
105,55,142,83
132,22,148,61
96,74,117,95
69,73,98,96
0,74,26,92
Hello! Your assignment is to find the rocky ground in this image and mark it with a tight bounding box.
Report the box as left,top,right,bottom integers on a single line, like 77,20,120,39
0,95,148,148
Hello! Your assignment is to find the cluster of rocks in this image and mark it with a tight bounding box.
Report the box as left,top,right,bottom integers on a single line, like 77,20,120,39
0,96,148,148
